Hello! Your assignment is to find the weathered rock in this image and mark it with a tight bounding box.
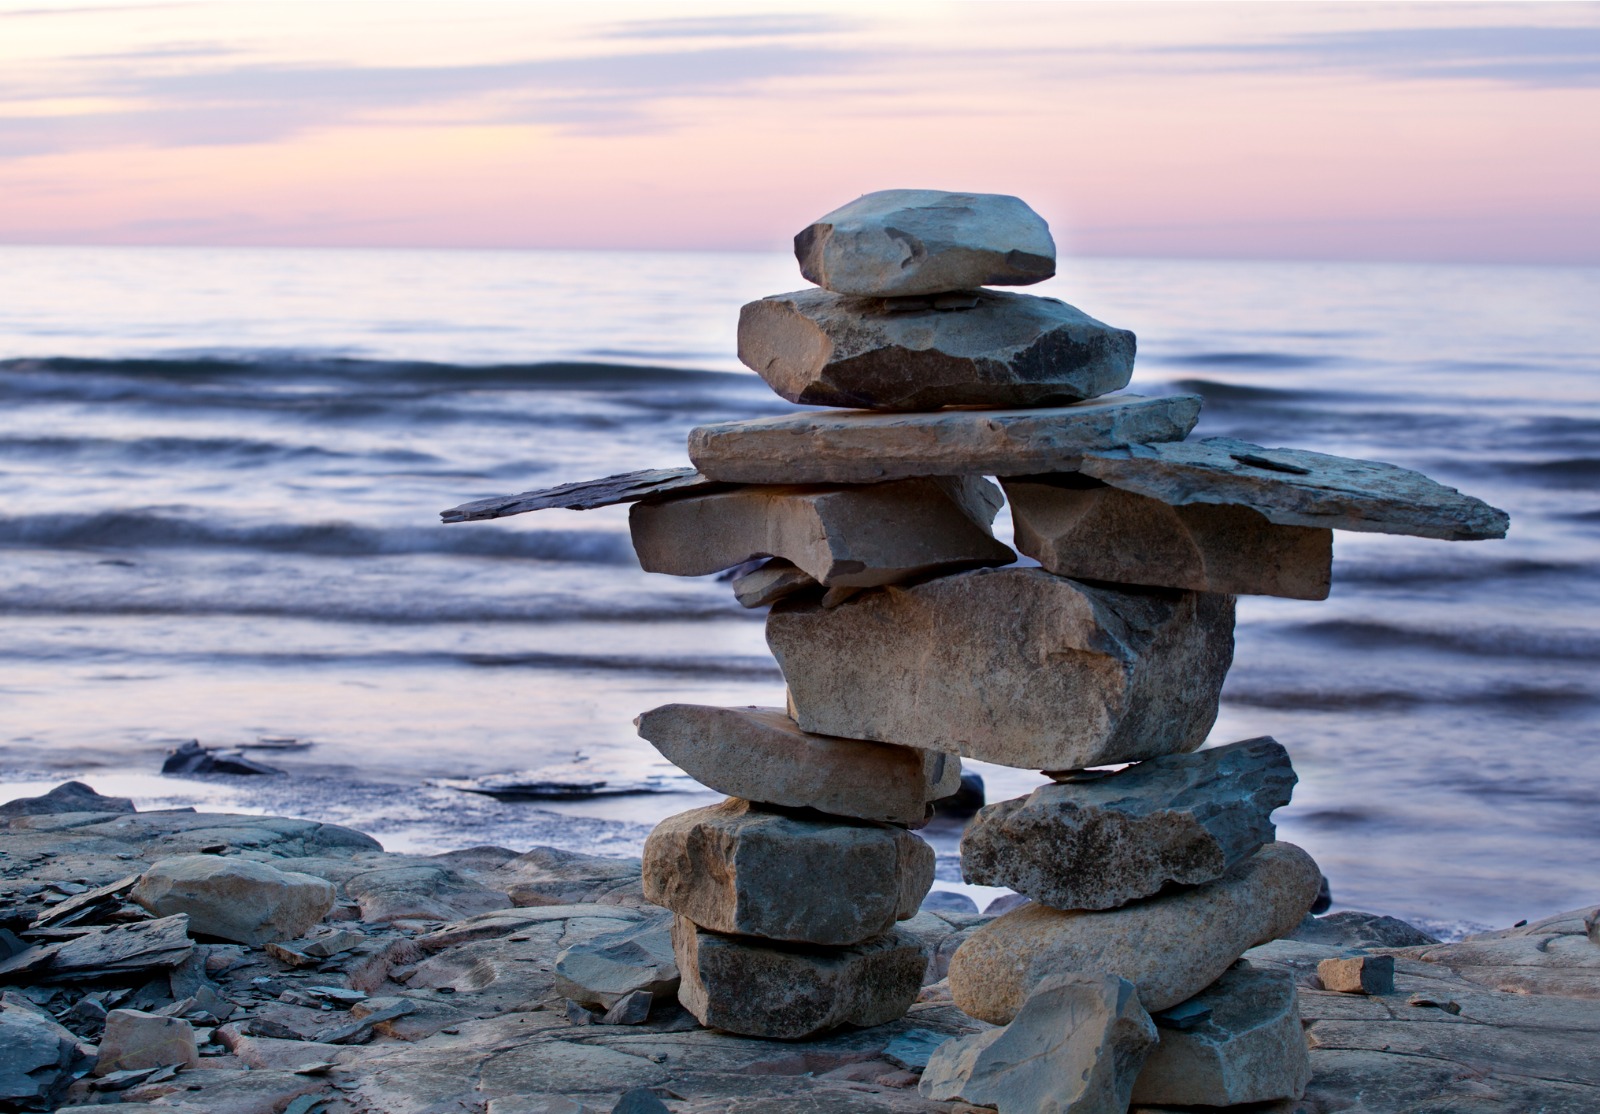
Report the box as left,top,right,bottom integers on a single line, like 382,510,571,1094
949,842,1322,1022
737,288,1132,410
1397,905,1600,999
1079,436,1509,541
794,190,1056,297
95,1010,199,1075
0,780,135,819
0,999,84,1108
642,799,934,945
636,704,960,827
488,847,646,909
1319,954,1395,994
0,915,193,982
688,394,1202,485
921,972,1156,1113
629,476,1013,586
1290,909,1439,949
131,855,335,945
344,862,511,924
1004,476,1333,599
672,917,925,1039
555,916,679,1010
441,467,720,523
961,736,1296,910
730,560,817,608
1131,961,1311,1105
770,567,1234,770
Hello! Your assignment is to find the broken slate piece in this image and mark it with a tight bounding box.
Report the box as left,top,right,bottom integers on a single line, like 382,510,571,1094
94,1010,199,1075
731,559,818,608
440,466,719,523
554,916,679,1010
600,989,653,1025
0,915,194,982
1318,954,1396,995
0,999,83,1108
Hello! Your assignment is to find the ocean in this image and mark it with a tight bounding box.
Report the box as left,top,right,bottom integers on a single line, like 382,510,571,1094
1,244,1596,937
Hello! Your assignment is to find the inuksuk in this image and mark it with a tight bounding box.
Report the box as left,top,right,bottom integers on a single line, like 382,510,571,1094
442,189,1507,1109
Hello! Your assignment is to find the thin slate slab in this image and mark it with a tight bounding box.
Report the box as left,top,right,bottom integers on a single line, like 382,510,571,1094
1079,437,1509,541
688,394,1202,485
440,467,717,523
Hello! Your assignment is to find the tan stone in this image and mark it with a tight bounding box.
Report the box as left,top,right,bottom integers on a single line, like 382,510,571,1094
948,842,1322,1022
730,560,816,608
635,704,960,827
131,855,335,946
641,799,933,946
628,476,1012,587
687,394,1201,485
1004,477,1332,599
94,1010,199,1075
1318,954,1395,994
769,567,1234,770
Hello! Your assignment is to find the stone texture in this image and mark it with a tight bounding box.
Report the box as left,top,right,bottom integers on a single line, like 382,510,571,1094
1290,909,1439,949
441,467,719,523
1319,954,1395,994
1131,962,1311,1106
769,567,1235,770
920,972,1157,1113
554,916,680,1010
737,287,1132,410
94,1010,200,1075
730,560,817,608
131,855,336,945
636,704,961,828
641,799,934,945
948,841,1322,1022
1397,905,1600,999
0,999,84,1108
0,780,135,819
960,736,1296,910
672,917,925,1039
1004,476,1332,599
1080,436,1509,541
628,476,1013,587
794,189,1056,297
687,393,1201,485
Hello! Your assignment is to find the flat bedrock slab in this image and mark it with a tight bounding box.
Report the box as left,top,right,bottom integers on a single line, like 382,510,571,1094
921,972,1156,1114
641,799,935,946
1131,961,1312,1106
688,394,1202,486
738,287,1132,410
794,189,1056,298
769,566,1235,770
636,704,961,828
131,855,336,946
1079,436,1509,541
960,736,1296,910
628,476,1012,587
729,560,817,608
672,916,926,1039
949,841,1322,1023
441,466,721,523
1004,476,1332,599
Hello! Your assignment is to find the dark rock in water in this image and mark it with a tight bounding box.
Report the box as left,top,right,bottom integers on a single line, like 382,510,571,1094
162,741,282,776
983,893,1029,916
0,781,135,818
1312,872,1333,915
1291,910,1439,949
440,758,687,801
933,771,985,819
440,466,720,523
921,891,979,915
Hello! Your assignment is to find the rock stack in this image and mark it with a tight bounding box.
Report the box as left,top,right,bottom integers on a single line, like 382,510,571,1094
442,189,1508,1101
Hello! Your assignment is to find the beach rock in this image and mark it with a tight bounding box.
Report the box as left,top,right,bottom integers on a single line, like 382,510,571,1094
769,567,1234,770
1080,436,1510,541
0,1000,84,1108
488,847,646,908
344,862,511,924
636,704,960,827
688,394,1201,485
628,476,1013,587
131,855,335,945
949,842,1322,1022
1399,905,1600,999
441,466,719,523
920,972,1156,1113
932,771,986,819
920,892,979,915
0,915,194,981
641,799,933,945
0,780,135,819
960,736,1296,910
160,739,283,775
672,917,925,1039
1291,909,1439,949
730,560,817,608
554,916,679,1010
1004,476,1333,599
1319,954,1395,994
794,190,1056,297
737,288,1132,410
1131,961,1311,1106
94,1010,199,1075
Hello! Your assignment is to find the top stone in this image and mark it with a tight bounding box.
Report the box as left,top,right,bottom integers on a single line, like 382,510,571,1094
795,190,1056,297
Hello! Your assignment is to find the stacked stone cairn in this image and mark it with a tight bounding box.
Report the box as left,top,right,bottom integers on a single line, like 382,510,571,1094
443,189,1509,1109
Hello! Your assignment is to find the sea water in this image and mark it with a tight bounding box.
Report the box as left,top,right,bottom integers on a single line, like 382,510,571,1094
1,245,1596,935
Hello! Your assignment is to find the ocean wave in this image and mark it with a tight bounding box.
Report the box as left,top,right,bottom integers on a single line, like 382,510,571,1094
0,434,438,467
1160,351,1334,370
1496,457,1600,488
1225,682,1594,712
1292,619,1600,661
1334,557,1586,586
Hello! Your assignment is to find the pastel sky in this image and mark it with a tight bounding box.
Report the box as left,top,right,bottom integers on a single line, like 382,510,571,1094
2,1,1598,262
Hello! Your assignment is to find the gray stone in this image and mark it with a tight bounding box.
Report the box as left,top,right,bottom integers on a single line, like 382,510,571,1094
920,891,979,915
0,914,194,981
0,780,134,819
641,799,934,946
441,467,718,523
769,567,1235,770
794,189,1055,297
1131,962,1311,1105
487,847,646,909
920,972,1157,1113
737,288,1132,410
688,394,1202,485
730,560,817,608
672,916,925,1039
960,737,1296,910
1080,436,1509,541
344,862,512,924
611,1088,670,1114
554,917,679,1010
1319,954,1396,994
95,1010,199,1075
635,704,960,828
1004,476,1333,599
131,855,335,945
1399,906,1600,999
599,990,654,1026
1290,909,1439,949
0,1000,84,1108
628,476,1013,587
949,842,1323,1022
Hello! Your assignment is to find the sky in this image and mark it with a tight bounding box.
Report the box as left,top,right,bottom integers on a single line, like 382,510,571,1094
1,1,1598,263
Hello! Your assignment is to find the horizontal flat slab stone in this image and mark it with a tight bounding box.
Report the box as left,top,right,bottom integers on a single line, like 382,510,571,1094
738,288,1133,410
961,736,1297,910
769,567,1234,770
794,189,1056,297
729,559,818,608
688,394,1202,485
1079,437,1509,541
441,467,718,523
628,476,1013,587
1004,476,1333,599
636,704,961,828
